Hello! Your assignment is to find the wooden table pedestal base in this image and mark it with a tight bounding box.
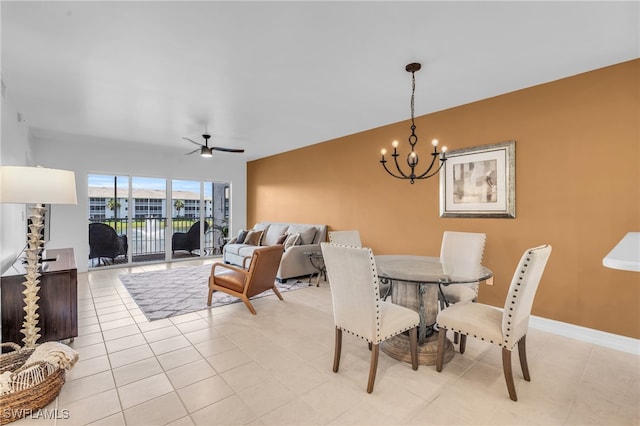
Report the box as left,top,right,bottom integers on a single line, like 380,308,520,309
381,331,454,366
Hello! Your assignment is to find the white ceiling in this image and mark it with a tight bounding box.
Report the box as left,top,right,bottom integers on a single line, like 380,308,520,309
2,1,638,161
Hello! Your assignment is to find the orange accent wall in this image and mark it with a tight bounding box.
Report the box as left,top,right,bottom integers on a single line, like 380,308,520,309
248,59,640,339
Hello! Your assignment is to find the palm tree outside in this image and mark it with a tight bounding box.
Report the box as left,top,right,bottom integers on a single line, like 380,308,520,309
174,199,185,217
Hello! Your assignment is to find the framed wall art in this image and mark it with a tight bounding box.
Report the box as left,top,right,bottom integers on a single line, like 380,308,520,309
439,140,515,218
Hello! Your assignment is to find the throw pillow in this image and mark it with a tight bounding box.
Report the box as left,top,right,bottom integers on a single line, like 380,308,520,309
288,225,317,245
244,230,264,246
284,233,300,251
276,234,287,244
236,229,248,244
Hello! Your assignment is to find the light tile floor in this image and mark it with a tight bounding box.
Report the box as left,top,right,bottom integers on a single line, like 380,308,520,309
12,258,640,425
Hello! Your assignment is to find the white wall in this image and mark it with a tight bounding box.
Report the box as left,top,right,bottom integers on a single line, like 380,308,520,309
31,130,247,272
0,82,31,272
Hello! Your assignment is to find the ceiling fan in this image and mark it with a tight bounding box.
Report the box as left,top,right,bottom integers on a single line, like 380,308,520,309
183,134,245,157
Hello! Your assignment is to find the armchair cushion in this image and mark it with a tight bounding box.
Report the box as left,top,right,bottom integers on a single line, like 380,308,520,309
211,265,246,293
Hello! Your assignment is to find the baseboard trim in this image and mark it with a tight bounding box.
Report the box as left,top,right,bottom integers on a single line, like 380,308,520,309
529,315,639,355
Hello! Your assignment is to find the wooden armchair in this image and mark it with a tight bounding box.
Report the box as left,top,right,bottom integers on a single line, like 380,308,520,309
208,245,285,315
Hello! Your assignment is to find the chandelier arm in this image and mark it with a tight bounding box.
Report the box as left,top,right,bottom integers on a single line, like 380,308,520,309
413,154,440,179
391,153,413,179
381,159,410,179
415,159,447,180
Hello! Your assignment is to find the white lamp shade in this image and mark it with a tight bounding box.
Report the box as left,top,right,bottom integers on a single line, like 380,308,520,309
0,166,78,205
603,232,640,272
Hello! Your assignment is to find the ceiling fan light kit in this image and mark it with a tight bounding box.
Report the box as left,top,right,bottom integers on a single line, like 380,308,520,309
183,133,245,158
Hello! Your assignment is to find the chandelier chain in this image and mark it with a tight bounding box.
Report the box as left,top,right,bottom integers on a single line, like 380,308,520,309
409,70,417,147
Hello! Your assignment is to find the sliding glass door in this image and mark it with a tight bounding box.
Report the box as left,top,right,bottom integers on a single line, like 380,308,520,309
89,173,231,268
88,174,130,267
131,176,166,262
171,179,206,259
206,181,231,255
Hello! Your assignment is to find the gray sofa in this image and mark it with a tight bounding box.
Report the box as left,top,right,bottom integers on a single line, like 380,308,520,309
223,222,327,282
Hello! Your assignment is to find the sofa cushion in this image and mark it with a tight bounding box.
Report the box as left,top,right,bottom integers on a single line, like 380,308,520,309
287,224,317,245
238,245,259,258
262,223,289,246
224,243,244,256
253,223,271,232
276,234,287,244
244,230,264,246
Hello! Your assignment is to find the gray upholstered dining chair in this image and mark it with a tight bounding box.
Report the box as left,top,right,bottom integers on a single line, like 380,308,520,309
328,230,362,247
438,231,487,309
435,244,552,401
321,242,419,393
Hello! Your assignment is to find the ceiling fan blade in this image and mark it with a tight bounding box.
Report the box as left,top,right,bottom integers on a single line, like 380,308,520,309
183,137,203,147
211,147,245,153
185,148,200,155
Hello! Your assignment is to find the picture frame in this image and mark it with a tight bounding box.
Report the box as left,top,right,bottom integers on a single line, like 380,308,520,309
439,140,515,218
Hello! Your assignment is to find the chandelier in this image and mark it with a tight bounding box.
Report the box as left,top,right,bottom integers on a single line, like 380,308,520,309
380,63,447,184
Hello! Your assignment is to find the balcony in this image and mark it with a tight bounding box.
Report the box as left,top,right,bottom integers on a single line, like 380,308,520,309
88,217,226,267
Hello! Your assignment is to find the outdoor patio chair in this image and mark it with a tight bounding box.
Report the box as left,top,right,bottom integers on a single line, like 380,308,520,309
172,220,209,255
89,223,128,265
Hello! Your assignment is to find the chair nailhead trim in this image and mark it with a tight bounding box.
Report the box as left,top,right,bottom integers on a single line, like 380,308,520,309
441,247,545,351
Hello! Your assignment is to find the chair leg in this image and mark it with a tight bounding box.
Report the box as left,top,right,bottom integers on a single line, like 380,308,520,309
502,347,518,401
436,327,447,372
333,327,342,373
368,342,372,351
409,327,418,371
207,288,214,306
367,343,379,394
454,332,459,344
271,285,284,301
518,335,531,381
207,278,215,306
241,296,257,315
459,334,467,354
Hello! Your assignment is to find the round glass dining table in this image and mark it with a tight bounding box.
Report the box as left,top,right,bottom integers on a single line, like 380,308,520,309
375,255,493,366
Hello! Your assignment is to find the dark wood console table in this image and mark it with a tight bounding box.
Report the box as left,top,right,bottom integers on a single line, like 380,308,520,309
1,247,77,345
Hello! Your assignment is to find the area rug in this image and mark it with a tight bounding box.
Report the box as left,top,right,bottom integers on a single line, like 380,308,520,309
118,264,309,321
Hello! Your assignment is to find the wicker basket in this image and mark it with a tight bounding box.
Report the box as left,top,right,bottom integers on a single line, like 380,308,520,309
0,343,66,425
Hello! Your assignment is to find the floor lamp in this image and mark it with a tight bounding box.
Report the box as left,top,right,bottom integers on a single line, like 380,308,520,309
0,166,77,348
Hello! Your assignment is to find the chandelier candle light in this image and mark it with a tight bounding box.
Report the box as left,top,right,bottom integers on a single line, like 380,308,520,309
380,63,447,184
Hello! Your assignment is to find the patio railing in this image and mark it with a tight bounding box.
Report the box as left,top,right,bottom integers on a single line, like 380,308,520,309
89,216,226,265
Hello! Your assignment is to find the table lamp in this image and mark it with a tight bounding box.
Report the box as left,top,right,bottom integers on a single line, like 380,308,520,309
0,165,77,347
602,232,640,272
